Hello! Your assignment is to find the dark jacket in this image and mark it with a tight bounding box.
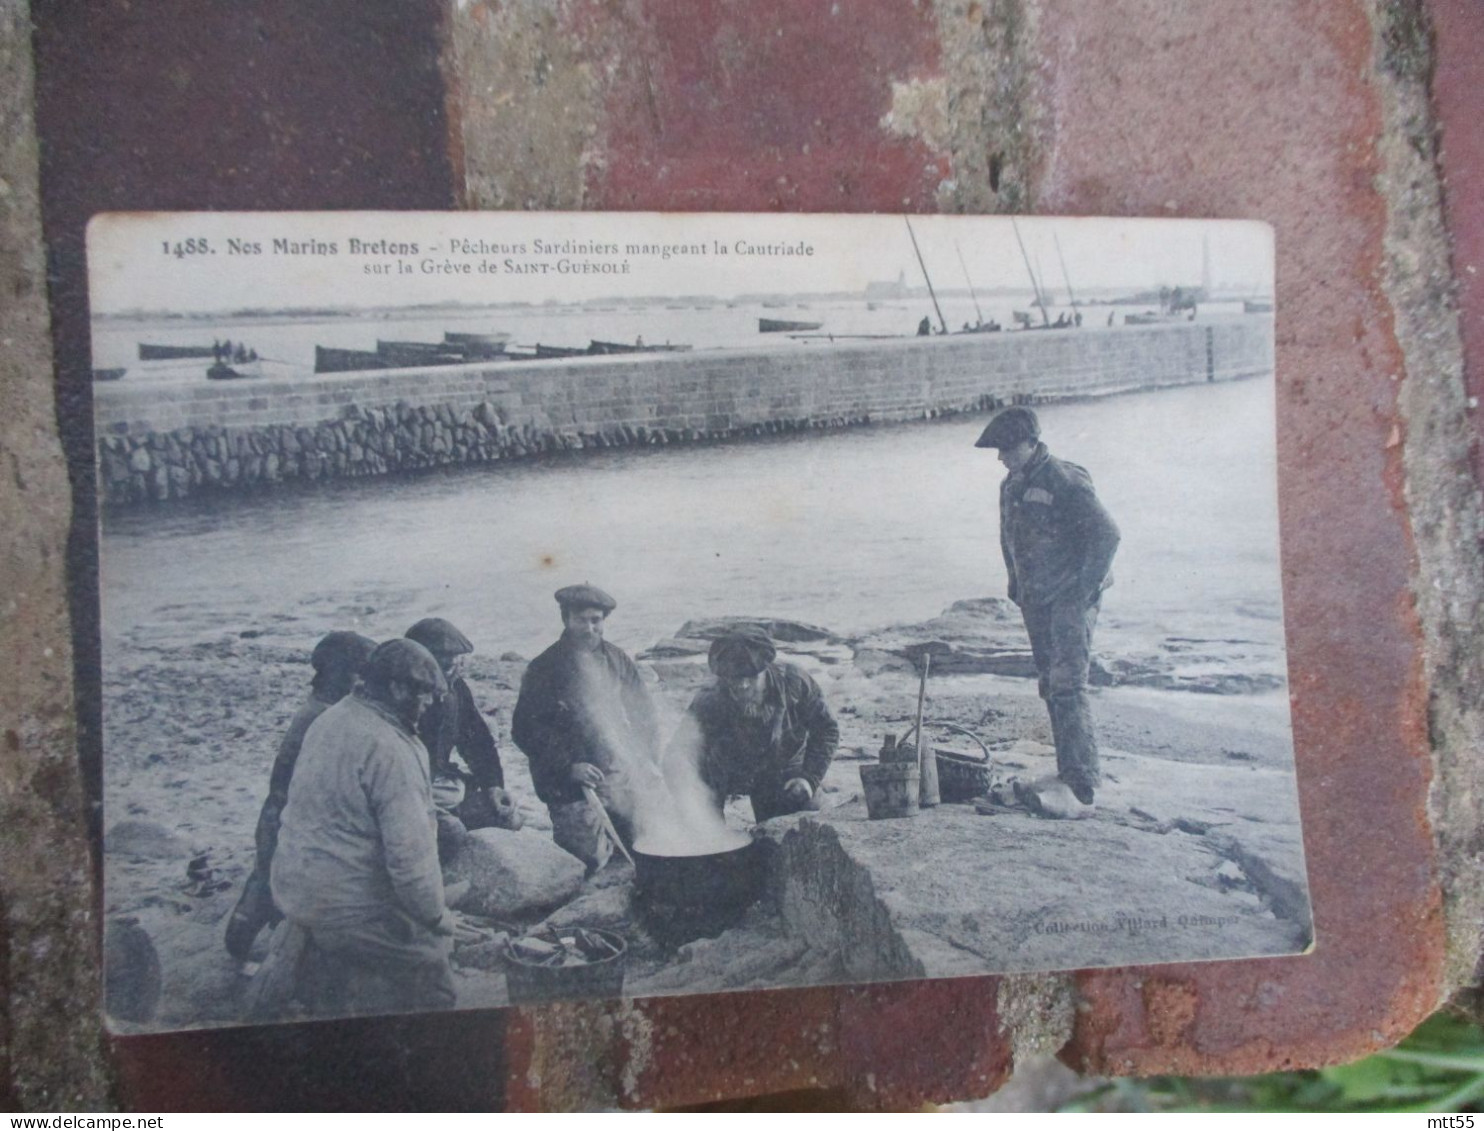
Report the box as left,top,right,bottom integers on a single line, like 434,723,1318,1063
417,676,504,789
1000,443,1121,609
252,691,340,870
688,662,839,801
511,635,660,807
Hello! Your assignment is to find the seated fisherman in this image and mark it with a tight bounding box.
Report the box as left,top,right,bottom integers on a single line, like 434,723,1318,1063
404,617,521,856
682,627,839,822
271,639,455,1016
225,629,377,963
511,584,661,870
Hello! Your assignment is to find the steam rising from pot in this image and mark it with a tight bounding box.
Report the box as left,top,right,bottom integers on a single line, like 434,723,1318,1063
571,660,749,856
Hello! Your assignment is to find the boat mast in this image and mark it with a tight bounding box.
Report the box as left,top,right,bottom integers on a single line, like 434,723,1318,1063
1011,218,1050,326
955,243,986,327
1053,232,1081,321
904,216,948,334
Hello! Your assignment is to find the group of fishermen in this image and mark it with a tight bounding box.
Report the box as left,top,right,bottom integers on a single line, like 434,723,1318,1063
222,403,1117,1016
226,585,841,1015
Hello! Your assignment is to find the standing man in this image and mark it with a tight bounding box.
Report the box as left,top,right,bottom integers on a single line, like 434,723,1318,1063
270,638,455,1016
511,584,661,870
682,627,839,822
404,617,521,855
976,406,1120,817
226,629,377,963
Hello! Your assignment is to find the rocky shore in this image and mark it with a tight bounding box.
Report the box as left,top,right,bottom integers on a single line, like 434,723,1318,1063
100,598,1308,1031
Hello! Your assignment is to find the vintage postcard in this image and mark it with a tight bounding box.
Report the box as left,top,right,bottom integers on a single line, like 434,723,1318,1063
88,211,1306,1032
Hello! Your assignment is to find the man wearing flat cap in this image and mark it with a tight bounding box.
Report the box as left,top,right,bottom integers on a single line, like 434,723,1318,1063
404,617,521,857
271,638,456,1015
682,627,839,822
511,584,661,869
976,406,1120,818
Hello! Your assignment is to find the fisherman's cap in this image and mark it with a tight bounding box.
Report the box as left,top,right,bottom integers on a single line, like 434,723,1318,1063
309,630,378,675
361,638,448,697
555,583,617,615
974,406,1041,450
708,627,778,678
405,617,474,659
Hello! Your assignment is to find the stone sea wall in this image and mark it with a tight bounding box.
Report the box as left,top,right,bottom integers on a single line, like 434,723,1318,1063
93,320,1273,506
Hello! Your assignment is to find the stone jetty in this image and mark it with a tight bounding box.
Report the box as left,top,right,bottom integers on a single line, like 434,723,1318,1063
93,322,1274,506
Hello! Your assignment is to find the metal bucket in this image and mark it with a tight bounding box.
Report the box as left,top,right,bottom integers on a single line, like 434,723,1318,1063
632,839,764,947
504,927,627,1004
860,762,920,818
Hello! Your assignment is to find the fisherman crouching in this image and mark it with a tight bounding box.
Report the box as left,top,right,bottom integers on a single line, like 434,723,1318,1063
404,616,522,859
225,629,377,963
682,627,839,822
511,584,662,871
269,638,456,1016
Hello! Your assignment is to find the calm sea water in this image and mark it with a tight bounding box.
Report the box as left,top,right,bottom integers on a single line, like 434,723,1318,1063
100,377,1283,663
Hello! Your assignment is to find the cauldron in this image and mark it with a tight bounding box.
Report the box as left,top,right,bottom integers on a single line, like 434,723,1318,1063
631,838,764,947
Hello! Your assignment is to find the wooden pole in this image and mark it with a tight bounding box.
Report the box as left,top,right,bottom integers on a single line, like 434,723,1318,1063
583,784,634,866
916,653,940,807
904,216,949,334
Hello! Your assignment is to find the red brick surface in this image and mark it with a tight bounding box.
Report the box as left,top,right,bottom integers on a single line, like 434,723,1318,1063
18,0,1471,1111
578,0,949,212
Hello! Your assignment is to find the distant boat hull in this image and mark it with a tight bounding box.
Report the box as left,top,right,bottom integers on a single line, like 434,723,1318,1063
443,331,509,358
139,343,216,360
1124,312,1192,325
315,345,390,374
759,318,823,333
92,367,127,382
587,339,694,355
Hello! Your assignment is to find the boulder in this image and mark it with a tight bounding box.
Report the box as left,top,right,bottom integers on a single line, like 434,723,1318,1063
104,917,161,1023
675,616,837,644
539,876,635,933
447,828,586,919
105,820,186,860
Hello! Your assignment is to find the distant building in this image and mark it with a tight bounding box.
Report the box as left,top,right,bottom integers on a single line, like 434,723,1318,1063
864,270,908,300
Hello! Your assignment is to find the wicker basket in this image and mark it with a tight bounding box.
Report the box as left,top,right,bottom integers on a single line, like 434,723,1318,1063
899,720,995,803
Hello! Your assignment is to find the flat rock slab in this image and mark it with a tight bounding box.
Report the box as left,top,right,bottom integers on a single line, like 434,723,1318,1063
764,745,1310,985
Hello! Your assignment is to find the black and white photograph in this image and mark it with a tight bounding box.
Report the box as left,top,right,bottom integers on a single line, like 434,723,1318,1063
88,211,1309,1033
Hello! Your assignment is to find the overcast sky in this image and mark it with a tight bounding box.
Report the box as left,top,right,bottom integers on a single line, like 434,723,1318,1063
88,212,1273,315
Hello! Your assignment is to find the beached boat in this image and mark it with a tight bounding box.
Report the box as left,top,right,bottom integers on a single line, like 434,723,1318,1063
376,340,465,367
587,339,694,355
533,343,588,359
138,343,217,360
442,331,510,358
92,367,127,382
1124,311,1192,325
315,345,390,374
759,317,823,333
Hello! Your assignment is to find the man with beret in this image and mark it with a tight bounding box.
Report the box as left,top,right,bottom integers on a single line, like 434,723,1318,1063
226,629,378,963
404,617,521,857
682,627,839,822
976,406,1120,818
511,584,661,869
270,638,457,1015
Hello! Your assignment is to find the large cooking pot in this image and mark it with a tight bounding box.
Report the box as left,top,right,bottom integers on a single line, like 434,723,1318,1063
632,838,764,947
